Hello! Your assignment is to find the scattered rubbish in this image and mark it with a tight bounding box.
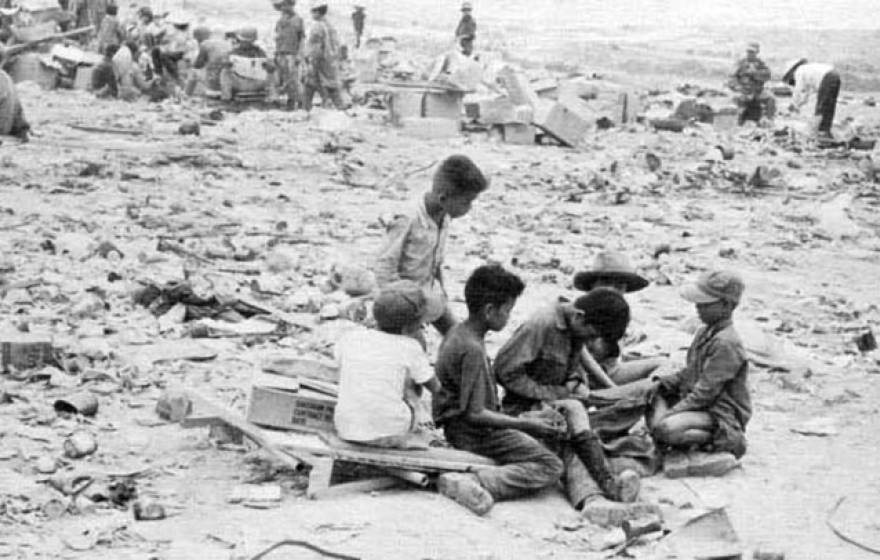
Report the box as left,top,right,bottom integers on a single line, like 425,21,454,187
753,549,786,560
855,330,877,353
228,484,283,508
1,334,55,373
63,431,98,459
247,539,359,560
178,122,201,136
133,499,166,521
827,496,880,555
155,390,193,422
54,392,99,417
791,417,838,437
661,508,742,559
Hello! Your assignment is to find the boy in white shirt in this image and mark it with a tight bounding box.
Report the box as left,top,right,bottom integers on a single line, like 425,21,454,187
334,281,442,449
782,58,841,139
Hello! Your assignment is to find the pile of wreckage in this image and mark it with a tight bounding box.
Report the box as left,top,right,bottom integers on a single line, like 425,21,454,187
1,0,96,90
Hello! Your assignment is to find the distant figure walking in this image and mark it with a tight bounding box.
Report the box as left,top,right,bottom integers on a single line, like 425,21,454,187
351,5,365,49
455,1,475,53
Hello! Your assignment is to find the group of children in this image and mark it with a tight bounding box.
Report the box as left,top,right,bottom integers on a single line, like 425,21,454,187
339,154,751,516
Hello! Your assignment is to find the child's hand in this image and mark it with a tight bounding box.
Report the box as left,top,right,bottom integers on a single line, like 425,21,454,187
523,418,566,439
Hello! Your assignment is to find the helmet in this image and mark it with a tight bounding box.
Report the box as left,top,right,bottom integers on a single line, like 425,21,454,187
193,26,211,42
235,26,258,43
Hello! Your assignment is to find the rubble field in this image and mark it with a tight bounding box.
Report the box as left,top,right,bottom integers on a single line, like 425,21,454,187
2,3,880,559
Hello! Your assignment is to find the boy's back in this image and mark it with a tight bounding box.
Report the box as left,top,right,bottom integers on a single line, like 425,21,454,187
433,322,497,435
334,328,433,442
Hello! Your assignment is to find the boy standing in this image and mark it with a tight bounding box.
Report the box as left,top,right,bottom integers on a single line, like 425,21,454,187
96,4,124,54
334,281,441,449
649,270,751,459
433,264,564,516
374,155,489,336
351,5,365,49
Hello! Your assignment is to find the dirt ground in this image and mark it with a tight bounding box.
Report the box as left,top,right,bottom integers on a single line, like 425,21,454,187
1,2,880,559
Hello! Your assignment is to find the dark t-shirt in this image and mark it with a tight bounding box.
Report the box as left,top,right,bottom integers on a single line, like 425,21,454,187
433,322,498,435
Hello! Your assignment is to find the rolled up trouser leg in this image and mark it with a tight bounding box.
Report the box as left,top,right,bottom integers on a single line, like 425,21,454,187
570,431,623,501
563,444,603,509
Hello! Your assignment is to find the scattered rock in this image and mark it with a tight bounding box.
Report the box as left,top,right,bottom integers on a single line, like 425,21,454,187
63,431,98,458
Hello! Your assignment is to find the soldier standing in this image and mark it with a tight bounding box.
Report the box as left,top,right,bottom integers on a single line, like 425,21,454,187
274,0,305,109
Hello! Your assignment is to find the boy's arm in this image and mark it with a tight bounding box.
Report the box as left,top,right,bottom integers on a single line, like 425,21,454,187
373,215,410,287
668,340,744,414
495,326,572,402
460,348,562,438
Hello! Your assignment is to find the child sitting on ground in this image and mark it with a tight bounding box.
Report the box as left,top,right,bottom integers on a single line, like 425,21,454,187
649,270,751,459
334,281,442,449
374,154,489,337
433,264,565,516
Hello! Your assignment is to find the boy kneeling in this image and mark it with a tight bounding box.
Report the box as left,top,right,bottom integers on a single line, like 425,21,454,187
649,270,751,459
334,281,441,449
433,264,564,515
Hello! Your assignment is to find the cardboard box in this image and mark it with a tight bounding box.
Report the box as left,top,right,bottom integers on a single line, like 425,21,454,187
499,123,535,145
389,90,424,125
423,91,463,120
1,334,54,372
535,102,590,147
400,117,460,140
247,385,336,433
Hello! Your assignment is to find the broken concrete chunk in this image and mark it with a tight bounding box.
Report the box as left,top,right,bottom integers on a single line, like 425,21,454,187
534,103,590,148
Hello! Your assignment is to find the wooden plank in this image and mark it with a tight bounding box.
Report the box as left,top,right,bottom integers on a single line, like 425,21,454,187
305,457,334,499
298,378,338,398
183,389,317,469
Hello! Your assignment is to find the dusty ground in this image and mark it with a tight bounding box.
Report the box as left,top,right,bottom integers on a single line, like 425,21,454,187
1,2,880,559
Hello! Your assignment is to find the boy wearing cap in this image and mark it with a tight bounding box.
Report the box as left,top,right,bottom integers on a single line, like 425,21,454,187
493,289,644,517
334,281,441,449
433,264,564,516
573,251,667,386
649,270,751,459
374,155,489,337
97,4,124,54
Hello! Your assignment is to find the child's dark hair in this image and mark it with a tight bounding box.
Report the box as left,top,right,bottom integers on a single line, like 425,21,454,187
106,3,118,15
104,43,120,58
465,264,525,315
574,287,630,343
435,154,488,196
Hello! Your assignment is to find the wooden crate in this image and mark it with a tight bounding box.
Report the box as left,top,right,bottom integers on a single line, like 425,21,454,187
247,385,335,433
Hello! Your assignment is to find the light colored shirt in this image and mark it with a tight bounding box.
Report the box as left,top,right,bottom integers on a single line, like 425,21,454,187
494,300,585,415
374,195,449,322
792,62,834,110
334,329,434,442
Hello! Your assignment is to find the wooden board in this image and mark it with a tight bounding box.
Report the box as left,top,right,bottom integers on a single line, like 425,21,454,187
262,430,497,473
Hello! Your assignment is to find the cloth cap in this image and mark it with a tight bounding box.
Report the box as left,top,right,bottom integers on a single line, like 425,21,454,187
680,270,745,305
373,281,428,331
310,0,328,10
137,6,153,18
273,0,294,6
461,1,472,10
781,57,807,83
193,26,211,42
235,26,258,42
746,42,759,52
573,251,649,293
573,288,631,345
